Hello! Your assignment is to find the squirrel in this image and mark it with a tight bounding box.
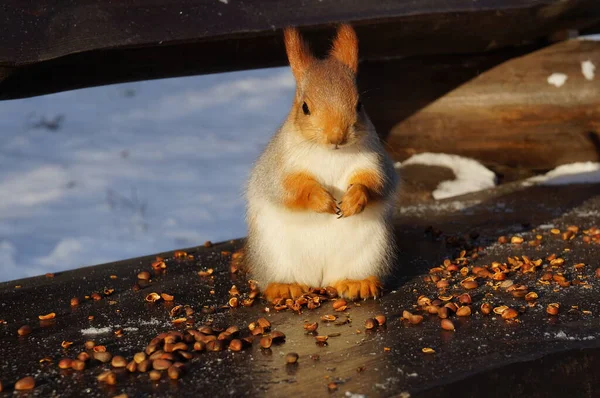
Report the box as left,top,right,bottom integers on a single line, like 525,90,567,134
244,24,398,301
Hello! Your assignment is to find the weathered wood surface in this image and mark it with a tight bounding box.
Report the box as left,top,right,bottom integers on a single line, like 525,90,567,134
361,39,600,171
2,179,600,397
1,0,600,99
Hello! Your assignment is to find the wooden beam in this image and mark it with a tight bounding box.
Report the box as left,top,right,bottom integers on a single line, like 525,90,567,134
361,39,600,170
1,0,599,99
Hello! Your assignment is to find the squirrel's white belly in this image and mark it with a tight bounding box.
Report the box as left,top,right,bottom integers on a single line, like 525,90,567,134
250,197,392,287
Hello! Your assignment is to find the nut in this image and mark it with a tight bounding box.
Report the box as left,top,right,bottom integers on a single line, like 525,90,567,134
458,293,471,304
333,299,347,310
134,352,146,364
71,359,85,371
152,359,172,370
93,345,106,352
260,336,273,349
436,280,449,289
93,352,112,363
193,341,206,352
315,335,329,343
168,365,182,380
197,268,214,277
126,361,137,372
257,317,271,329
422,347,435,354
493,305,508,315
547,303,560,316
149,370,161,381
18,325,32,336
409,315,423,325
58,358,73,369
365,318,377,330
441,319,455,331
97,370,112,382
106,371,118,385
456,306,472,317
70,297,80,306
77,352,90,362
229,339,243,352
480,303,492,315
206,340,224,352
270,331,286,342
510,236,524,244
437,307,449,319
321,315,336,322
84,340,95,350
145,292,161,303
501,308,518,320
375,315,387,326
38,312,56,320
285,353,299,364
15,376,35,391
461,280,478,290
328,382,338,392
137,360,151,373
161,293,174,301
111,356,127,368
525,292,539,301
137,271,151,280
304,322,318,332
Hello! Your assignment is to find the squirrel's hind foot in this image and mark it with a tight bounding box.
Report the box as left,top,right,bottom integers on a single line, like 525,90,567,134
263,283,309,302
332,276,381,300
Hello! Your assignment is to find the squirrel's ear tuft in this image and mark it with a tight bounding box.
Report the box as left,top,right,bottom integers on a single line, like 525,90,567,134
329,24,358,74
284,27,314,81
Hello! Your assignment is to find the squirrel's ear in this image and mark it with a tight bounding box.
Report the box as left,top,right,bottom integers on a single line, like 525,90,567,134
284,27,314,81
329,24,358,74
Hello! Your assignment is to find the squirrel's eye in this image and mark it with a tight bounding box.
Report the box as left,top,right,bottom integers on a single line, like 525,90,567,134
356,101,362,112
302,102,310,115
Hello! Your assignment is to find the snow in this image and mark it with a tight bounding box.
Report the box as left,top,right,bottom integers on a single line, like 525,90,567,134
81,327,112,335
528,162,600,185
0,67,294,282
400,153,496,199
544,331,596,341
547,73,568,87
581,60,596,80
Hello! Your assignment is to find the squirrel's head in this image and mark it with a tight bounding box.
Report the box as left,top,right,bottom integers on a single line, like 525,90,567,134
284,24,366,149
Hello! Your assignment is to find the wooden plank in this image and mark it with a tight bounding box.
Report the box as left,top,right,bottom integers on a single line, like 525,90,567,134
1,0,600,99
360,39,600,170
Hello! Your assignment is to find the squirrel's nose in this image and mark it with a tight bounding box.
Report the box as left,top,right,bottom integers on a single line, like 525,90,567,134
328,127,347,146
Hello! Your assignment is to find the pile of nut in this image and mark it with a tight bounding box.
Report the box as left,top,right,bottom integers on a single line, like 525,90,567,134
410,225,598,332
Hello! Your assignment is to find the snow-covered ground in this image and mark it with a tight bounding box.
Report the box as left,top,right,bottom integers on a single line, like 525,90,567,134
0,67,294,281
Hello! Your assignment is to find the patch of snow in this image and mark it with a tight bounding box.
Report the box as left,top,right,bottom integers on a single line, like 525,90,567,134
528,162,600,185
219,0,228,3
400,153,496,199
537,224,556,230
0,67,294,282
580,34,600,41
547,73,568,87
581,60,596,80
81,327,111,335
397,200,481,215
345,393,367,398
123,327,139,332
137,318,163,326
544,331,596,341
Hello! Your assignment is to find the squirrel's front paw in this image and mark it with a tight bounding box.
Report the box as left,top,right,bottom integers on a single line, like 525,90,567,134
338,184,368,218
263,283,309,301
309,188,339,215
332,276,381,300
